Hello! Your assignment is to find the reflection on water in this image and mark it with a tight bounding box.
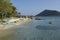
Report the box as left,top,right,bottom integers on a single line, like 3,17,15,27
0,16,60,40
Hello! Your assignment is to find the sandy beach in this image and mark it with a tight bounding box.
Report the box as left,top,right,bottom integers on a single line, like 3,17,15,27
0,18,32,37
0,18,32,30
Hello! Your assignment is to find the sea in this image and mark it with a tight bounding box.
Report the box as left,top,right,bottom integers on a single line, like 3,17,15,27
0,16,60,40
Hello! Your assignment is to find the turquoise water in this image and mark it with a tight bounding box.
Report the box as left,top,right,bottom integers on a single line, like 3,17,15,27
0,16,60,40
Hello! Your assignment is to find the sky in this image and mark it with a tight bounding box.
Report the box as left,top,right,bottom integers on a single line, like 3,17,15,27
11,0,60,16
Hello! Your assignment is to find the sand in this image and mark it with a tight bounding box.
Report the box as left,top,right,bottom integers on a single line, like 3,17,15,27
0,18,32,37
0,18,32,30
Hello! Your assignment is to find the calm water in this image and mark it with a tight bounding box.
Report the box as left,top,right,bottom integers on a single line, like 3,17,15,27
0,16,60,40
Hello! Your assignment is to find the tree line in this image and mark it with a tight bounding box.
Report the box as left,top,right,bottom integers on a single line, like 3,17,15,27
0,0,21,19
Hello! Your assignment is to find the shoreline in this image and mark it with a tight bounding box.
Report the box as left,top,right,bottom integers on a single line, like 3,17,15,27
0,18,32,30
0,18,32,37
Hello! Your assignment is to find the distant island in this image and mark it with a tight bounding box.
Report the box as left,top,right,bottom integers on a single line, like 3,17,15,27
36,10,60,16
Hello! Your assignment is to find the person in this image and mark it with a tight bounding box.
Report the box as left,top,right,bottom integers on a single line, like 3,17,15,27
49,21,52,24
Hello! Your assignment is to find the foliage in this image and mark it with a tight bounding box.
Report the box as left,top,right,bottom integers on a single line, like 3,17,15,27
0,0,20,19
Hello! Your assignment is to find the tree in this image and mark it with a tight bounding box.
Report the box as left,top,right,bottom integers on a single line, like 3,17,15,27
0,0,21,18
